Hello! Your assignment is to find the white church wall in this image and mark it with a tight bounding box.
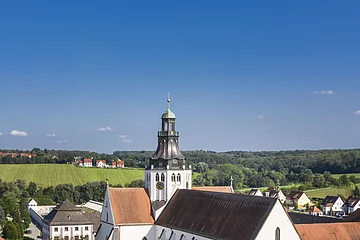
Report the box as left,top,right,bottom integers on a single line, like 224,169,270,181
119,225,155,240
96,187,115,240
156,225,212,240
254,200,300,240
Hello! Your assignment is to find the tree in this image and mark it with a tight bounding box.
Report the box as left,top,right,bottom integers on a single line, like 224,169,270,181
0,204,5,221
27,181,37,197
126,179,145,188
294,201,298,210
354,186,360,196
2,221,19,239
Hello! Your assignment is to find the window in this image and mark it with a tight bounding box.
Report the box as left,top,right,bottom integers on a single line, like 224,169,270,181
156,173,159,181
171,173,175,182
84,235,89,240
142,237,147,240
75,236,79,240
64,237,69,240
177,173,181,182
54,227,58,232
161,173,165,182
106,212,109,221
275,227,280,240
85,226,89,231
75,227,79,231
54,237,60,240
65,227,69,231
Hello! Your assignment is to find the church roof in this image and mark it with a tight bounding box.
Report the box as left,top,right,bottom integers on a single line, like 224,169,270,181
288,212,341,224
156,189,277,240
192,186,233,193
109,188,154,225
162,108,176,119
43,199,93,226
295,222,360,240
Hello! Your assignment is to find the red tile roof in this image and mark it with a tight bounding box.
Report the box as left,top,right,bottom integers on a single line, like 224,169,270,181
109,188,154,225
192,186,233,193
308,206,322,213
295,222,360,240
286,191,305,200
83,158,92,163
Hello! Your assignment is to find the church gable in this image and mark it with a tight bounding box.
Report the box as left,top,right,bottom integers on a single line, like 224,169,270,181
156,189,278,240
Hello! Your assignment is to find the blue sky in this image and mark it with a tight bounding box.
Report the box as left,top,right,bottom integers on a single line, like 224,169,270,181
0,1,360,153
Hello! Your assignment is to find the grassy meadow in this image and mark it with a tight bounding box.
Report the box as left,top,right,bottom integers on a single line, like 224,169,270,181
0,164,144,187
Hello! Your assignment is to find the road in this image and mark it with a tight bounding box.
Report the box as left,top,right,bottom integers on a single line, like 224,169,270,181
24,220,42,239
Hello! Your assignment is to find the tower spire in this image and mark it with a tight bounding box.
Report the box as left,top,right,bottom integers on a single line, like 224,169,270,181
167,92,171,110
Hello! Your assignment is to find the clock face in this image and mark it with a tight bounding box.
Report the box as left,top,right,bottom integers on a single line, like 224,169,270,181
156,181,164,190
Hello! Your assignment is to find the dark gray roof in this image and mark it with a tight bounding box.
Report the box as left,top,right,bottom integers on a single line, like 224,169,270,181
43,199,93,226
156,189,277,240
321,196,341,206
288,212,342,224
152,200,166,211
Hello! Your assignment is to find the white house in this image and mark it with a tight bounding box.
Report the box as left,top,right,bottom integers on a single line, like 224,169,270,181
263,187,286,203
42,200,94,240
286,191,311,209
83,158,93,167
344,196,360,215
321,196,344,215
308,206,323,216
96,160,106,168
28,199,38,208
248,188,263,197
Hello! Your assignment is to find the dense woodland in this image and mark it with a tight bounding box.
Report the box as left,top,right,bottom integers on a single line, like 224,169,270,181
1,148,360,189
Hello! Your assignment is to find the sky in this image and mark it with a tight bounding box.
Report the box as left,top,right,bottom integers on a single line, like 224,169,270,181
0,1,360,153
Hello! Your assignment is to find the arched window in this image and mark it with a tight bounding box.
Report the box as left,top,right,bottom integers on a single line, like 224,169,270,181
156,173,159,181
275,227,280,240
142,237,147,240
161,173,165,182
177,173,181,182
171,173,175,182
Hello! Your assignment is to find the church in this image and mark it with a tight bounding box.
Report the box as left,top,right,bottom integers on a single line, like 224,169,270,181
95,97,300,240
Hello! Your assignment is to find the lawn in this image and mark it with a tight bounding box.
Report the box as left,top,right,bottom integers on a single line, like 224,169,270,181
0,164,144,187
304,187,352,199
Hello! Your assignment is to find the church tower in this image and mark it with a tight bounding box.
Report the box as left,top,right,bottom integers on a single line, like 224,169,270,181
145,95,192,202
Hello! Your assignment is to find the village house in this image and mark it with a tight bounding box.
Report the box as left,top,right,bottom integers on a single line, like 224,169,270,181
111,159,125,168
78,160,83,167
96,160,107,168
83,158,93,167
248,188,263,197
286,191,311,209
263,187,286,203
20,152,37,158
42,200,95,240
343,196,360,215
321,196,344,215
308,206,323,216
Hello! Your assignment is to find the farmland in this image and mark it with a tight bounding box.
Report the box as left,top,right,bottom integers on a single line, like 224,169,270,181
0,164,144,187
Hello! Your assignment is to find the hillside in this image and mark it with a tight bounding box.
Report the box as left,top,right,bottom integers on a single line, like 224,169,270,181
0,164,144,187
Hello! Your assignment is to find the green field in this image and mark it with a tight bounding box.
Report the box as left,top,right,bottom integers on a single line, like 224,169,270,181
0,164,144,187
304,187,352,199
332,173,360,179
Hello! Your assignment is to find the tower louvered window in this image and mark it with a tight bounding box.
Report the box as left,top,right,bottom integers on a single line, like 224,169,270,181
177,173,181,182
156,173,159,181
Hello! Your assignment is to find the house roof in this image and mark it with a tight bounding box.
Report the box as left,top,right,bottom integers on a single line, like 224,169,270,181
192,186,233,193
84,212,101,233
83,158,92,163
289,212,342,224
109,188,154,225
344,196,360,208
43,199,93,226
321,196,341,206
295,222,360,240
248,188,261,195
96,160,106,163
308,206,322,213
156,189,277,240
286,191,305,200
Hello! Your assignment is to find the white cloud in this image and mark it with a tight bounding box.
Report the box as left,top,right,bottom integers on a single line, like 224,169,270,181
96,126,112,131
118,134,128,139
354,110,360,116
314,90,334,95
46,133,56,137
258,115,264,120
122,139,133,143
56,140,62,143
57,139,68,144
0,132,3,136
10,130,28,137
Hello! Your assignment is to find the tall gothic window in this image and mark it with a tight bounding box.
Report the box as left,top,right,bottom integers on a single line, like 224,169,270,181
156,173,159,181
171,173,175,182
275,227,280,240
161,173,165,182
177,173,181,182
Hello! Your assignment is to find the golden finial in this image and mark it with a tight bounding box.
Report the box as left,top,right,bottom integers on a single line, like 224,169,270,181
167,92,171,109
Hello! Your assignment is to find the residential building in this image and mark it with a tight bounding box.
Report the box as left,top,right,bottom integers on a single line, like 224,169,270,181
248,188,263,197
78,160,83,167
83,158,93,167
42,199,94,240
286,191,311,209
321,196,344,215
308,206,322,216
295,222,360,240
95,97,300,240
96,160,107,168
111,159,125,168
263,187,286,203
343,196,360,215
